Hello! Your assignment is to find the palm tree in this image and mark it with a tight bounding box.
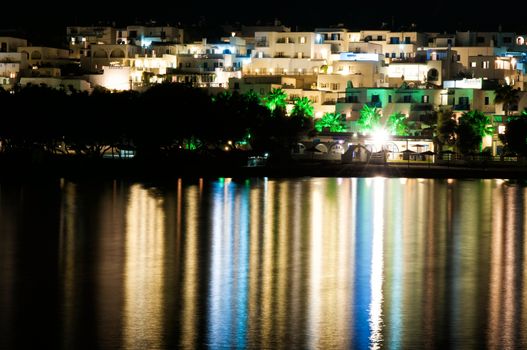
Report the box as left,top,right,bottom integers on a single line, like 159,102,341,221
386,112,409,136
456,110,494,154
291,97,314,118
494,84,520,117
264,88,287,112
315,113,346,132
357,104,382,133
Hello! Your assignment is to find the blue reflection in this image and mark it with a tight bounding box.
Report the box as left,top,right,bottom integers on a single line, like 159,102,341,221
207,181,249,348
352,179,373,349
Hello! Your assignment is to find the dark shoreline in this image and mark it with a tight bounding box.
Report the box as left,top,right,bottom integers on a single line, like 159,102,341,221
1,156,526,181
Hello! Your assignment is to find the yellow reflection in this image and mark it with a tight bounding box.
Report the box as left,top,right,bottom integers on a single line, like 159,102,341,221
308,180,324,349
123,185,165,350
369,177,385,349
180,185,199,347
488,182,504,347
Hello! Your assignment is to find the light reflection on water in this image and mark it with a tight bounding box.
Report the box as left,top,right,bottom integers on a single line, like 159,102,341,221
0,178,527,349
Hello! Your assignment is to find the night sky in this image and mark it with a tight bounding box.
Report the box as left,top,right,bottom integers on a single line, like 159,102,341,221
1,0,525,45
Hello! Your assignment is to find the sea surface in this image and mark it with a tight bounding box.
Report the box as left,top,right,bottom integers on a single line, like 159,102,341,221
0,177,526,349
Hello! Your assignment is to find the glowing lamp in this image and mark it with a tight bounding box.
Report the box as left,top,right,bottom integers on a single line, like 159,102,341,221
372,128,388,146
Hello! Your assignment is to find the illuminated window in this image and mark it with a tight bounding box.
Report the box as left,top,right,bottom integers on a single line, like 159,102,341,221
471,62,477,68
422,95,429,103
300,37,306,44
482,61,490,69
498,125,506,134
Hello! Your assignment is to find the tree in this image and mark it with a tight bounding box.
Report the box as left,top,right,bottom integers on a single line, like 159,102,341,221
291,97,314,118
357,105,382,133
504,117,527,156
456,110,494,154
290,97,314,130
386,112,409,136
494,84,520,117
315,113,346,132
264,88,287,112
436,109,457,146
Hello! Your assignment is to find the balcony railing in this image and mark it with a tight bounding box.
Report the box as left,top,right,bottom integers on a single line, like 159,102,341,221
366,101,382,108
411,103,434,111
454,104,471,111
255,40,268,47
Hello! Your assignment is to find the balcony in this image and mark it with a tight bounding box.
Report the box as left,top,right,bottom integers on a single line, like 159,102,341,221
411,103,434,111
454,104,471,111
255,40,268,47
366,101,382,108
276,38,294,44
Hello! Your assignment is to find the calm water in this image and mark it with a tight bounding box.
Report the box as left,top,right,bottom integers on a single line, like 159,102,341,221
0,177,526,349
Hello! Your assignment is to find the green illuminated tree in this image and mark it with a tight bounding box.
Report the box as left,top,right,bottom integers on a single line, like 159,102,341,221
315,112,346,132
386,112,409,136
494,84,520,117
290,96,314,130
291,97,314,118
456,110,494,154
243,89,261,104
264,88,287,112
357,104,382,133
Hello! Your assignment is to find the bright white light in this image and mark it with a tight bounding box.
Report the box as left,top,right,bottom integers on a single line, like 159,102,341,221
372,128,389,148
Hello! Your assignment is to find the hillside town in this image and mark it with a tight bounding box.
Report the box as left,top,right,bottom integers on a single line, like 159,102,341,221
1,21,527,161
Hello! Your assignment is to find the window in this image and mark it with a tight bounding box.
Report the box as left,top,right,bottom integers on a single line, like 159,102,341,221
385,53,390,58
404,37,411,44
331,83,340,90
447,39,453,45
391,53,396,58
389,37,400,44
331,33,340,40
459,96,469,105
371,94,380,102
471,61,477,68
400,52,405,59
347,95,359,103
485,96,490,105
300,36,306,44
377,35,383,41
403,95,412,103
276,52,284,58
388,95,392,103
234,82,240,89
482,61,490,69
320,82,328,88
422,95,429,103
476,36,485,43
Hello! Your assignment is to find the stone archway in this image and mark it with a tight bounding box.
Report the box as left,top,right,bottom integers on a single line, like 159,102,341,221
110,49,125,58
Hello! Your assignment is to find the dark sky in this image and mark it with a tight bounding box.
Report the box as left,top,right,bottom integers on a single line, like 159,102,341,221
2,1,525,44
